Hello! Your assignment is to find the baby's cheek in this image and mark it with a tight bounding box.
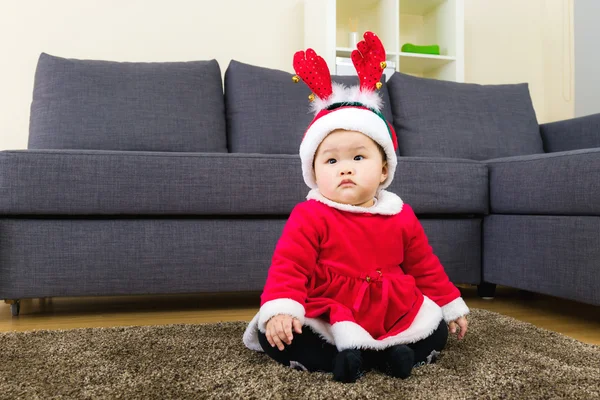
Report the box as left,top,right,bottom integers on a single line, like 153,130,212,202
316,171,332,187
314,169,334,191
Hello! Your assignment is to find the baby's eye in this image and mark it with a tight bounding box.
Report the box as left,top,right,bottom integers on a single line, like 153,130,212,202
354,155,364,161
327,158,337,164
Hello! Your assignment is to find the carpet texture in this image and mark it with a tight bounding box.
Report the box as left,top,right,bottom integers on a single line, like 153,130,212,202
0,309,598,399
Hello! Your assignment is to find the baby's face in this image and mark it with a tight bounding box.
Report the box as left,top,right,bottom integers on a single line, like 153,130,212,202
313,129,388,208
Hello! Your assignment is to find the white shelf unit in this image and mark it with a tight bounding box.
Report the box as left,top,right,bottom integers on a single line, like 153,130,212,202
304,0,464,82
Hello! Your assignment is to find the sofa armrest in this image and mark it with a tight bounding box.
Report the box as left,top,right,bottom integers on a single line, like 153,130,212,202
540,113,600,153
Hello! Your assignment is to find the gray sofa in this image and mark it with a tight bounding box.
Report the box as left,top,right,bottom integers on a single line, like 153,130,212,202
1,53,598,316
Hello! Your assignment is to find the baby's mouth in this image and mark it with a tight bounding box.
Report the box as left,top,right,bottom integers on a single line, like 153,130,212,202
339,179,355,187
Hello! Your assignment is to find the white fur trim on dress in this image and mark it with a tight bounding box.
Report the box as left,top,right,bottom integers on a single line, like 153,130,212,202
299,107,397,190
441,297,470,323
242,296,443,352
242,313,263,351
242,298,306,352
329,296,442,350
257,298,305,333
310,83,383,114
242,311,332,352
306,189,403,215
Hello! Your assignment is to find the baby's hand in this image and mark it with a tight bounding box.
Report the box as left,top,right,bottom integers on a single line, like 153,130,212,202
449,316,468,340
265,314,303,351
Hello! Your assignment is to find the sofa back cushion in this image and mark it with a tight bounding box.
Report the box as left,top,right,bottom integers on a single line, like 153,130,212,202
28,53,227,152
225,60,394,154
387,72,544,160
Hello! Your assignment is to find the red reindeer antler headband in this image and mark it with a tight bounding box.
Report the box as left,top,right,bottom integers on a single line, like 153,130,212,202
294,31,398,191
351,31,387,91
293,48,333,102
292,31,388,112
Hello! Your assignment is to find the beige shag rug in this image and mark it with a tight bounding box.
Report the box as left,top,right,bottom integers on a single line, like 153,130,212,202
0,309,598,400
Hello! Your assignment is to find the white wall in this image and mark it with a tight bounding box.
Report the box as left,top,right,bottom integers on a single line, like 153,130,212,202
464,0,574,124
0,0,305,150
541,0,575,122
0,0,574,150
574,0,600,117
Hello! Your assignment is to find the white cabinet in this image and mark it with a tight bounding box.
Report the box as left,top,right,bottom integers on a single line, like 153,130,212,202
304,0,464,82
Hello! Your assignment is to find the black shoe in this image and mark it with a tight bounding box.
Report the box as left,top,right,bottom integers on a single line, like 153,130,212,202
382,345,414,379
332,349,364,383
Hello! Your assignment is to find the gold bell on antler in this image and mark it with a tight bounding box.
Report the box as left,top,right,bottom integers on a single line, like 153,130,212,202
308,93,315,102
292,75,300,83
380,61,387,69
375,82,383,90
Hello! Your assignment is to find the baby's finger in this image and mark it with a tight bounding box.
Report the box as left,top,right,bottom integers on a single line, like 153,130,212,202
265,329,276,348
275,320,287,343
283,319,294,343
275,322,290,345
271,327,285,351
458,323,468,340
449,321,457,334
268,325,279,348
292,318,303,334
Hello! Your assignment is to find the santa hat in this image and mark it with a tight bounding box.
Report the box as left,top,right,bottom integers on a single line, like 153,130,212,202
293,31,398,190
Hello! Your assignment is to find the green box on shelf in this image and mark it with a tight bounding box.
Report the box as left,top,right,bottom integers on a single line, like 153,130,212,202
401,43,440,55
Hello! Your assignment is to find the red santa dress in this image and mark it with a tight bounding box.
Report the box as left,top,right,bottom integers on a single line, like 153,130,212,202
243,189,469,351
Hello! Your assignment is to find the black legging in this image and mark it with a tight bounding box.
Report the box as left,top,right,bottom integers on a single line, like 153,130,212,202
258,320,449,373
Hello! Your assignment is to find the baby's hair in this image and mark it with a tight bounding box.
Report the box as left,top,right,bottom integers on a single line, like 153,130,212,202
377,143,387,162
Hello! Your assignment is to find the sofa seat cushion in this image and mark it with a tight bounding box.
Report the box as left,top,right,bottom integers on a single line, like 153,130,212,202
28,53,227,153
0,151,487,216
488,148,600,215
389,157,488,214
0,150,305,216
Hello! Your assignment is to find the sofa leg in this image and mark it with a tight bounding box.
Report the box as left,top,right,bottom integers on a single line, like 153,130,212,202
477,283,496,300
4,299,21,316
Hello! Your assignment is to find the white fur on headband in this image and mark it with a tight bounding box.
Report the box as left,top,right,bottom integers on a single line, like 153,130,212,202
310,82,383,114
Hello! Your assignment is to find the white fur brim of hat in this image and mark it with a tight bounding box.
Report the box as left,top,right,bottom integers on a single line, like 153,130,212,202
299,107,397,190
